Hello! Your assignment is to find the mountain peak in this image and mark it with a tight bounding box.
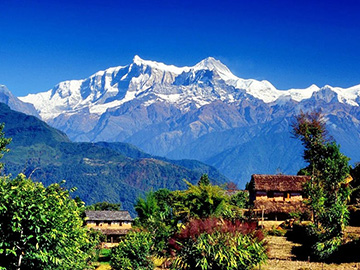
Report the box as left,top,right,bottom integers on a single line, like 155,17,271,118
194,57,238,81
194,57,223,70
133,55,145,65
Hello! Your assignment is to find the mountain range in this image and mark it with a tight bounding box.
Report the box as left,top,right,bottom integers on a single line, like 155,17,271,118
4,56,360,187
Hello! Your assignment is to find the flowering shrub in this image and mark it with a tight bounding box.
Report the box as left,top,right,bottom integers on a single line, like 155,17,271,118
169,218,267,270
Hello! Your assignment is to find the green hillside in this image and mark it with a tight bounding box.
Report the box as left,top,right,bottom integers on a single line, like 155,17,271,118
0,103,228,215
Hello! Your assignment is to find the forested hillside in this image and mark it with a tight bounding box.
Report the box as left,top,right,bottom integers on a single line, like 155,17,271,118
0,103,227,214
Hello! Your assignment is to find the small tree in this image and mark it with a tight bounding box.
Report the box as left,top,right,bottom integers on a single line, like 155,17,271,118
134,190,177,256
197,174,210,186
0,174,98,270
111,230,154,270
172,179,229,221
292,111,351,259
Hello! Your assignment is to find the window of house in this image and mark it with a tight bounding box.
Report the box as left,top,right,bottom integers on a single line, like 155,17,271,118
267,191,274,198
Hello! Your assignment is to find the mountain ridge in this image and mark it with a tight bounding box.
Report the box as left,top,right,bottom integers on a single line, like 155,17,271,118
3,56,360,187
19,56,360,116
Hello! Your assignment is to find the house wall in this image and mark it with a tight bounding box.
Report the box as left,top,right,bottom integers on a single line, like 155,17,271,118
255,191,303,201
255,191,267,200
86,221,132,229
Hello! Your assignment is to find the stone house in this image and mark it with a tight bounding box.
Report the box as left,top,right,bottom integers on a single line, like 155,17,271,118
249,174,310,219
85,210,133,243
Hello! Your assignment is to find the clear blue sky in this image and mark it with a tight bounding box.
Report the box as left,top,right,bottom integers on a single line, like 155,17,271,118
1,0,360,96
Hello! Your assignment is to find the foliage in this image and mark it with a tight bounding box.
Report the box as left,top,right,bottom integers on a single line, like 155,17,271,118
292,110,351,259
134,189,177,256
169,218,267,270
110,230,154,270
350,163,360,205
132,175,257,268
172,179,230,221
135,191,160,225
85,201,121,211
0,174,99,270
198,174,210,186
229,191,249,209
0,123,11,170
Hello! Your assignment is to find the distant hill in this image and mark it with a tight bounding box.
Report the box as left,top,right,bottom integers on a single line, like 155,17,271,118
0,103,228,215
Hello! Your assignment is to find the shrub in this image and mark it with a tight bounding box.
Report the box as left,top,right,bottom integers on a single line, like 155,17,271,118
110,230,154,270
169,218,267,270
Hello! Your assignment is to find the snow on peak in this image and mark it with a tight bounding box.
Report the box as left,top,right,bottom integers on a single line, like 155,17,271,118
194,57,222,70
321,83,360,107
285,84,320,102
18,56,360,122
133,55,142,63
131,55,188,74
193,57,238,82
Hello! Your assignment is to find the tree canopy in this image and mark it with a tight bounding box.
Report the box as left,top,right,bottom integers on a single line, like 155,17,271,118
85,201,121,211
292,110,351,259
0,123,11,170
0,174,99,270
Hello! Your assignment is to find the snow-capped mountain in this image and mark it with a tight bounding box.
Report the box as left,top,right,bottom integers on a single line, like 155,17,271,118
20,56,360,121
17,56,360,187
0,85,39,117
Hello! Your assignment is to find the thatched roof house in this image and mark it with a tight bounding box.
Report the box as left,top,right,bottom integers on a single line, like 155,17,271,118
85,210,133,243
249,174,310,218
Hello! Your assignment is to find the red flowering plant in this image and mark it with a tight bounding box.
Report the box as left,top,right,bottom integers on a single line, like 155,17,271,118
169,218,267,270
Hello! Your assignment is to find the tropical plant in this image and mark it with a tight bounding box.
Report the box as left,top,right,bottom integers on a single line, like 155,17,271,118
169,218,267,270
134,189,177,256
172,179,230,221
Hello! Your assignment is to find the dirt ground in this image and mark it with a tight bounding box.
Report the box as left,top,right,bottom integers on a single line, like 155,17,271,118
259,233,360,270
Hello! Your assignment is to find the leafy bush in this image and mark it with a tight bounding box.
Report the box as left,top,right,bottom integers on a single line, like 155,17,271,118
110,230,154,270
169,218,267,270
0,174,98,270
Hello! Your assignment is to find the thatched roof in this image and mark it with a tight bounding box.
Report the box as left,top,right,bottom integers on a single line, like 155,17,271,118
85,210,133,221
251,174,310,192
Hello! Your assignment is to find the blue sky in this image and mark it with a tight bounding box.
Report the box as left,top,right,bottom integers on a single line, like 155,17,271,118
1,0,360,96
